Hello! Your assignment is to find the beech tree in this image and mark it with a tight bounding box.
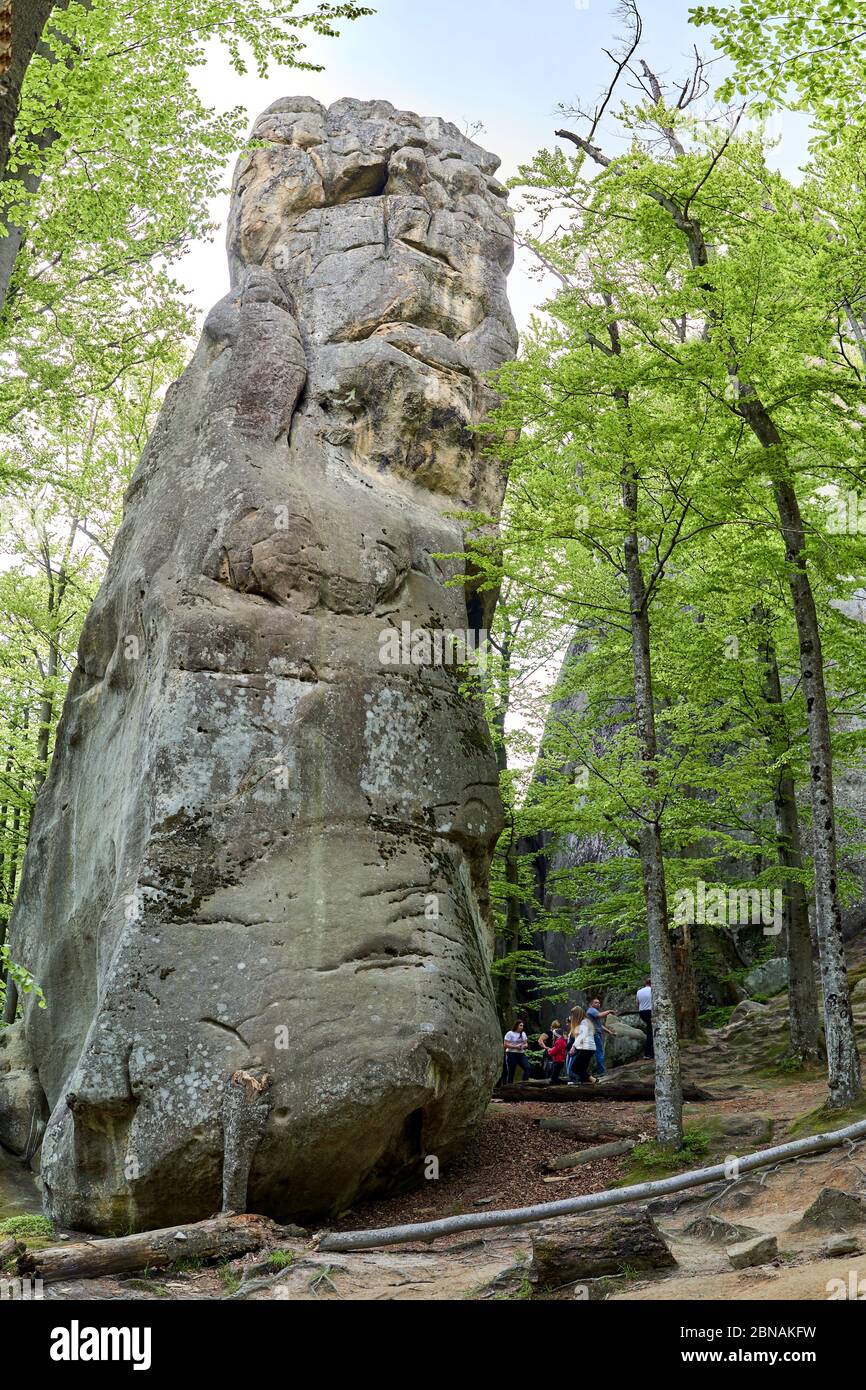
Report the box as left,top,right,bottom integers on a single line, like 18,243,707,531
477,8,866,1117
0,0,371,441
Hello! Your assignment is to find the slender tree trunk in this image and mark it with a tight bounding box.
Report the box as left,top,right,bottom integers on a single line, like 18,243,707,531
622,473,683,1147
757,625,822,1064
2,705,30,1020
670,924,700,1039
490,624,521,1023
556,111,857,1104
741,408,859,1105
0,0,57,316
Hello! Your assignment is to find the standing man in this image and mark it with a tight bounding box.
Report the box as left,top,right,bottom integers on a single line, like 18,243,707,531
636,977,654,1059
586,998,616,1079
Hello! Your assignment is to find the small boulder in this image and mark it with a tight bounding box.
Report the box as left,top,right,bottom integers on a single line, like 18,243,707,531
793,1187,866,1233
726,1234,778,1269
824,1234,861,1256
743,958,788,998
684,1215,760,1245
728,999,770,1024
0,1023,47,1157
708,1113,773,1149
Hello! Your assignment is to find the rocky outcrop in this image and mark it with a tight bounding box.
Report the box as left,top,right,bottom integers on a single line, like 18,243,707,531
2,98,517,1232
0,1023,46,1159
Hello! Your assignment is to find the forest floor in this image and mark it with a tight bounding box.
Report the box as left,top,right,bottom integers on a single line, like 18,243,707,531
4,953,866,1301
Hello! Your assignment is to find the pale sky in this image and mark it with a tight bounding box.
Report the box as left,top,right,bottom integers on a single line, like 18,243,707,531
181,0,809,334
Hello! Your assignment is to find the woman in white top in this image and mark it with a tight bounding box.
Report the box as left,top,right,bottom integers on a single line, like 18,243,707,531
566,1006,597,1085
503,1017,532,1085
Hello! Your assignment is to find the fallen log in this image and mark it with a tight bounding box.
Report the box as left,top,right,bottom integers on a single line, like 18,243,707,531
317,1116,866,1252
494,1082,714,1103
17,1212,284,1284
0,1238,23,1265
544,1139,636,1172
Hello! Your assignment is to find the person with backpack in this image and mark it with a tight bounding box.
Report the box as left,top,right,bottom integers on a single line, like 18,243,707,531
543,1023,568,1084
503,1018,532,1085
538,1019,565,1077
565,1007,596,1085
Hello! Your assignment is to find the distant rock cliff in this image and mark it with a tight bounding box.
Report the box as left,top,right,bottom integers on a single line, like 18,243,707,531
2,98,517,1232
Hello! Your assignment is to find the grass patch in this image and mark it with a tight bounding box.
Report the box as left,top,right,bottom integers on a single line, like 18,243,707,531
756,1042,827,1081
699,1005,735,1030
267,1249,294,1271
123,1278,168,1297
788,1093,866,1138
217,1262,242,1294
619,1126,712,1183
490,1274,534,1301
0,1214,54,1241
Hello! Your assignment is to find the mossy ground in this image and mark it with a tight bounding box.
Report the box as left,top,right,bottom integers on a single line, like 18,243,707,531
618,1126,712,1183
788,1092,866,1137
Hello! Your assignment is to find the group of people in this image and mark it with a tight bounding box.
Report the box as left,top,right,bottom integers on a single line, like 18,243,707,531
502,980,654,1087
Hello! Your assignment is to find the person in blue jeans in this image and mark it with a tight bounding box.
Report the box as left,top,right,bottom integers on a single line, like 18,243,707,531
503,1019,532,1084
586,998,616,1079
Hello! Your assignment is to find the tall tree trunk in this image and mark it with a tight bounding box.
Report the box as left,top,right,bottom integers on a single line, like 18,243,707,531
756,623,822,1064
555,112,858,1105
622,472,683,1147
742,407,859,1105
0,0,57,316
490,626,520,1023
671,923,700,1039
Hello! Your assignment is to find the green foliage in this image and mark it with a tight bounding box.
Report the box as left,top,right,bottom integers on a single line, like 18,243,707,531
627,1127,712,1177
1,1,371,428
692,1,866,138
699,1004,735,1030
472,21,866,1028
217,1262,242,1293
267,1248,295,1271
0,1213,54,1239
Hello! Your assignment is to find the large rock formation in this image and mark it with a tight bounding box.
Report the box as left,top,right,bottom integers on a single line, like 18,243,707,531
3,98,517,1232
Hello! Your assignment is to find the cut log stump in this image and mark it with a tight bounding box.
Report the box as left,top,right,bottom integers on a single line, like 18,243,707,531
531,1209,676,1287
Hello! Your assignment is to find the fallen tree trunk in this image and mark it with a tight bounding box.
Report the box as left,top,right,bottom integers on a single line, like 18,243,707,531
544,1140,636,1172
0,1238,23,1264
317,1117,866,1252
17,1213,283,1283
494,1082,714,1103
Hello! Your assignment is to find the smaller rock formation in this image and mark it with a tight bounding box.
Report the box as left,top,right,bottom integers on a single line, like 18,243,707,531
726,1234,778,1269
793,1187,866,1232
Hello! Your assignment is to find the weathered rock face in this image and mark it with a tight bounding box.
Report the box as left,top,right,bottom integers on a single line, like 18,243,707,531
3,98,517,1232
